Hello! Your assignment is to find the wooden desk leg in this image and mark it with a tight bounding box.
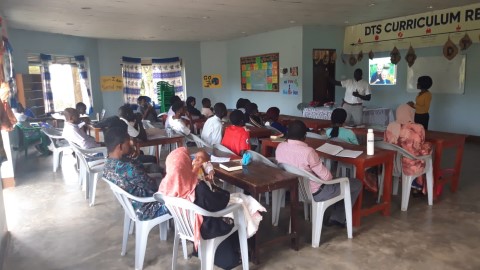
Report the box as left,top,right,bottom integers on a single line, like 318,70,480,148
433,144,443,200
353,165,366,227
260,144,269,157
451,140,465,193
290,182,299,250
382,160,393,216
95,129,100,142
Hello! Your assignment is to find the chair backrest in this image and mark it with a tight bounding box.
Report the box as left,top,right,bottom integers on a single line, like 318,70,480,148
213,144,235,155
102,178,140,222
142,120,155,129
306,132,327,139
100,109,106,121
190,134,212,148
68,141,106,167
376,141,431,177
245,150,277,167
265,125,282,134
41,127,69,149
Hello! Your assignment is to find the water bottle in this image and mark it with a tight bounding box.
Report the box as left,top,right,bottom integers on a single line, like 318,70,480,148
166,127,173,137
367,129,374,155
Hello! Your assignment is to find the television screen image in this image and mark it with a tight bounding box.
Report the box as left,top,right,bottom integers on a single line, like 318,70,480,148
369,57,397,86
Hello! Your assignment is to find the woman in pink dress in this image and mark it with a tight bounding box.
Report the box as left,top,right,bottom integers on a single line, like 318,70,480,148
384,103,432,193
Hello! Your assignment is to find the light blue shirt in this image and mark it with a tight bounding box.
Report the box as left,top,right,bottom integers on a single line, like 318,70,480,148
326,127,359,145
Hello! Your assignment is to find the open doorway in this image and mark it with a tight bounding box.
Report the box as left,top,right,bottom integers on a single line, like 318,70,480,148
313,49,336,104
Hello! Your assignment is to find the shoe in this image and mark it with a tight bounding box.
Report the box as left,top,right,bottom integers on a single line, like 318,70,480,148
323,219,346,228
411,181,423,191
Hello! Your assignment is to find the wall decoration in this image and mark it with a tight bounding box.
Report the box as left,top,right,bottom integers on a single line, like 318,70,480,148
280,76,299,96
100,76,123,91
240,53,279,92
202,74,222,88
289,66,298,76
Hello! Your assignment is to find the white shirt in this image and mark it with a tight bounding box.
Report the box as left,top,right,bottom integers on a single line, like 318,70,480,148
119,117,139,138
164,107,175,129
168,115,191,135
63,122,99,149
201,107,214,118
201,115,223,146
341,79,372,104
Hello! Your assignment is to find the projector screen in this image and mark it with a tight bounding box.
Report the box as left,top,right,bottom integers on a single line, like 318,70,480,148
368,57,397,86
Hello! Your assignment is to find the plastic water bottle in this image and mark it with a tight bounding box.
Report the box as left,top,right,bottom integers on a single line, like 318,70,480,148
166,127,173,137
367,129,374,155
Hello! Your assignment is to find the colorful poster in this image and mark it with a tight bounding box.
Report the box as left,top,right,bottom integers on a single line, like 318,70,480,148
240,53,279,92
202,74,222,88
100,76,123,91
281,76,299,96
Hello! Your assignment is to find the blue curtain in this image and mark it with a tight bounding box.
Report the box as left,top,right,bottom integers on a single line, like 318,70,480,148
152,57,184,100
40,53,54,113
74,55,94,114
122,57,142,105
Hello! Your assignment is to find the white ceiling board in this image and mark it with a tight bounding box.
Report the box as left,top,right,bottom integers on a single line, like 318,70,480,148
1,0,478,41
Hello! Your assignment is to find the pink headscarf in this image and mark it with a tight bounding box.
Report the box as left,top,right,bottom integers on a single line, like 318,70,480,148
158,147,202,248
385,104,415,143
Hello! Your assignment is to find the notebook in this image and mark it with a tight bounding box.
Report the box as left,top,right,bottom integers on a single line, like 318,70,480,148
316,143,363,158
219,161,243,171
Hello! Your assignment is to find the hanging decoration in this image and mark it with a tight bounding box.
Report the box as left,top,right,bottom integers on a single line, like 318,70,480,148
348,53,357,66
368,50,374,60
357,50,363,62
341,51,347,64
390,46,401,65
443,37,458,60
405,45,417,67
459,33,472,51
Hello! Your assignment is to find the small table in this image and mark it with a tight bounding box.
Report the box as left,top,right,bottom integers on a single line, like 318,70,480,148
279,114,330,131
260,137,395,227
136,131,184,161
213,162,299,264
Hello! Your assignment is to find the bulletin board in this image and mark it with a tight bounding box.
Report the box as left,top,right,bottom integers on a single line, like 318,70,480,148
240,53,279,92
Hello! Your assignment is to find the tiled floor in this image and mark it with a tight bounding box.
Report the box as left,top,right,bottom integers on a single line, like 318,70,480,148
3,143,480,270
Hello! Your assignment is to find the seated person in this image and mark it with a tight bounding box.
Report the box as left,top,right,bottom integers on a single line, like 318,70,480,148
186,96,203,119
235,98,250,114
201,102,226,146
118,104,147,141
192,149,215,183
158,147,241,269
276,120,362,227
168,101,191,136
221,110,250,156
201,98,214,118
326,108,359,144
137,96,158,123
76,102,91,124
165,95,182,129
244,103,263,128
13,103,29,122
103,126,168,221
62,108,100,149
264,107,287,134
385,103,432,194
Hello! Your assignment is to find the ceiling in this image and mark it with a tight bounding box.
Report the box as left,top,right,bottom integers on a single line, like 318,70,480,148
1,0,478,41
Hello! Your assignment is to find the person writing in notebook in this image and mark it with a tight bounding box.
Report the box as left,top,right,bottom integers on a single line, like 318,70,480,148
276,120,362,227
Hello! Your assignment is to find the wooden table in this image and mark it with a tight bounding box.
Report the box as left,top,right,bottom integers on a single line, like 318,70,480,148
351,128,467,199
223,123,273,138
260,137,395,227
213,161,299,264
87,125,102,142
279,114,331,131
136,133,184,162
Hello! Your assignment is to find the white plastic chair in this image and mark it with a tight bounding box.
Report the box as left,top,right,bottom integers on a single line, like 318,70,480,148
213,144,235,155
278,163,352,248
190,134,212,148
69,142,107,206
102,178,172,270
41,127,71,172
100,109,106,121
154,193,249,270
376,141,433,211
246,150,285,226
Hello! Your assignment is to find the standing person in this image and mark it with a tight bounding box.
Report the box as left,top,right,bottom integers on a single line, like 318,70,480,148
276,120,362,227
414,76,432,130
186,96,203,118
331,69,372,126
201,102,226,146
62,108,100,149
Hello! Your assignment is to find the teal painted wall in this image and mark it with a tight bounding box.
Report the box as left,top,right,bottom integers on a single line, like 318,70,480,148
200,41,229,107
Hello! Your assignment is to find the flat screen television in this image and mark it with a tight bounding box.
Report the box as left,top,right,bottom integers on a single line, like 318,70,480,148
368,57,397,86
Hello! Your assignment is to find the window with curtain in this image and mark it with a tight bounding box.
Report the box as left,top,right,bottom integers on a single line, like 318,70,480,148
28,54,93,113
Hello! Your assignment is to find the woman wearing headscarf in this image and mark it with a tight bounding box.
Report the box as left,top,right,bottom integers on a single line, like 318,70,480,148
325,108,359,144
185,96,203,118
385,103,432,192
158,147,241,269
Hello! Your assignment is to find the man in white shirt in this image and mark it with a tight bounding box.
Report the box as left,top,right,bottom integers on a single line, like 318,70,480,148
164,95,182,129
118,104,147,141
331,69,372,126
62,108,100,149
168,101,191,136
201,102,226,146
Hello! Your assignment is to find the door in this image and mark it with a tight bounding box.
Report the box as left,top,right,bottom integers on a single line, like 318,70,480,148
313,49,336,104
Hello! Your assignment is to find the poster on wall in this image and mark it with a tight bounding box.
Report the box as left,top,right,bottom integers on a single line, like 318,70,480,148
101,76,123,91
202,74,222,88
281,76,299,96
240,53,279,92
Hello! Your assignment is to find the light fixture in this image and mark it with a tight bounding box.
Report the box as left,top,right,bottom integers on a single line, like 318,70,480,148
368,3,376,7
427,5,433,9
81,7,92,10
289,20,296,24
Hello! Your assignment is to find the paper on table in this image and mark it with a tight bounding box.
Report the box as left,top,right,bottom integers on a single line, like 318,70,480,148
336,150,363,158
210,155,230,163
316,143,363,158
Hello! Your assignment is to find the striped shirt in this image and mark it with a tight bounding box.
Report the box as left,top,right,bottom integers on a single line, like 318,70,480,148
276,139,332,193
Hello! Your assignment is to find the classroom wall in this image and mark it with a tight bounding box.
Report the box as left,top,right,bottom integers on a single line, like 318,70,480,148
8,29,103,112
200,41,229,106
97,39,202,116
339,44,480,136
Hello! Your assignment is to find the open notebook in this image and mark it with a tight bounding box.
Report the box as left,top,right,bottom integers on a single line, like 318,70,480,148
316,143,363,158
